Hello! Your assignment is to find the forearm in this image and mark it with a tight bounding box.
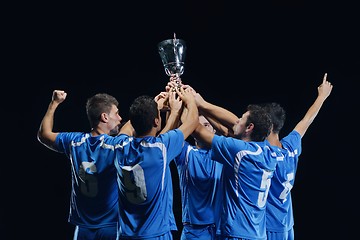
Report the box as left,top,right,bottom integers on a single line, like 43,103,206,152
192,122,214,147
198,100,238,129
37,101,60,148
205,115,233,136
159,110,181,135
179,102,199,139
118,120,135,136
294,73,333,137
294,96,326,137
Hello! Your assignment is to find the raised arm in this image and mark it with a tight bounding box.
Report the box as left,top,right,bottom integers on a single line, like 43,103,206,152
154,91,169,112
117,120,135,136
194,91,239,137
190,122,215,148
37,90,67,151
168,81,239,137
176,86,199,140
294,73,333,137
158,90,183,135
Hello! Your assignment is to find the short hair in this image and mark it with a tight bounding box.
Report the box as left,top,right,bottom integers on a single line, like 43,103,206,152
246,104,272,141
129,95,158,136
261,102,286,134
86,93,119,128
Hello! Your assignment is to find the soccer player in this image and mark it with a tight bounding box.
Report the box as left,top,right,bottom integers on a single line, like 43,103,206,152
264,73,333,240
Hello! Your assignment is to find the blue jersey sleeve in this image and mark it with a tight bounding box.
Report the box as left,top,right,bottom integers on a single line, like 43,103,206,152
55,132,84,155
281,130,302,156
158,129,185,161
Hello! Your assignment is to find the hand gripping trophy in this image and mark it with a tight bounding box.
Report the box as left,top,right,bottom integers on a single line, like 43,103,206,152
158,33,187,91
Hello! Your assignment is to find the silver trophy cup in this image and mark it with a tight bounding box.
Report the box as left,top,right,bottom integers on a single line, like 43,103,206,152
158,33,187,78
157,33,187,110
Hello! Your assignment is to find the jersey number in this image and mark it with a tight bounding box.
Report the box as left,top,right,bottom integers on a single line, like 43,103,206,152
257,170,273,208
122,164,148,204
79,163,98,198
279,172,294,203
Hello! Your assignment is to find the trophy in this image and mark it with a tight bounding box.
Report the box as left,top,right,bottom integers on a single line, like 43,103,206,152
158,33,187,89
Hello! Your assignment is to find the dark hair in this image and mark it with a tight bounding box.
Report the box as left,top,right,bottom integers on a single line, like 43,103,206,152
246,104,272,141
261,102,286,134
129,95,159,136
86,93,119,128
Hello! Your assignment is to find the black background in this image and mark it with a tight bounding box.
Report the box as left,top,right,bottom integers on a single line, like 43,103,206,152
3,1,359,239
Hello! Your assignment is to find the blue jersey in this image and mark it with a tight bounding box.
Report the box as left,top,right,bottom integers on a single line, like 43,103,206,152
211,135,279,239
174,141,223,226
266,130,302,233
55,132,119,229
113,129,184,238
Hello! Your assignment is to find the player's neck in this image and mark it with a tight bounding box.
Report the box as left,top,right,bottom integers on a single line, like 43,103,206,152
136,128,157,138
91,127,107,136
267,132,282,148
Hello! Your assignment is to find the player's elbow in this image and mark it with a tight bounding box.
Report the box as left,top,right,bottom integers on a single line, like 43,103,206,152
37,130,49,146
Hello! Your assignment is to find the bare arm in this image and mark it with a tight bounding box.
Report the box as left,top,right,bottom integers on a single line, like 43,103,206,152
168,82,238,137
176,86,199,139
118,120,135,136
154,91,169,112
37,90,67,151
192,122,216,148
204,114,236,137
195,92,239,136
158,90,183,135
294,73,333,137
